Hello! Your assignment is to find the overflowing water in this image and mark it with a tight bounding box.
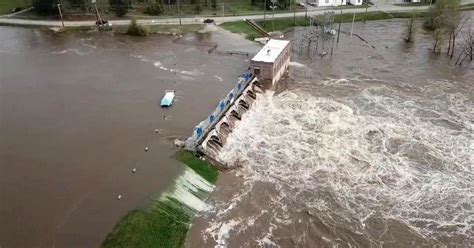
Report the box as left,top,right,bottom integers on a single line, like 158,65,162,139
163,168,214,212
188,19,474,247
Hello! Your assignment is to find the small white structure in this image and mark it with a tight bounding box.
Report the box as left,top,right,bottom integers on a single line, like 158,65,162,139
250,39,291,85
309,0,347,7
394,0,420,3
349,0,363,5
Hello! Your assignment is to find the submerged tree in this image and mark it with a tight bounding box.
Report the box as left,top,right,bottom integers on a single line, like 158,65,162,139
426,0,469,58
432,28,445,53
404,15,416,43
423,0,451,30
455,28,474,66
444,12,468,59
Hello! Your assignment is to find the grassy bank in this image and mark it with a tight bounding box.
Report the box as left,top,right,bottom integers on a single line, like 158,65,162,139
174,150,218,183
102,197,193,248
221,11,428,39
0,0,26,15
221,21,263,40
102,150,218,248
258,11,426,31
109,24,203,35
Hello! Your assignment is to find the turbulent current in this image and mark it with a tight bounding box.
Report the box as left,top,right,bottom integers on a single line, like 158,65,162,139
189,19,474,247
215,79,472,246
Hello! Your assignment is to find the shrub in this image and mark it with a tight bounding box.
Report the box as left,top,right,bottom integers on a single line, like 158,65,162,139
194,3,202,13
127,19,150,36
109,0,128,17
246,33,258,41
144,2,164,15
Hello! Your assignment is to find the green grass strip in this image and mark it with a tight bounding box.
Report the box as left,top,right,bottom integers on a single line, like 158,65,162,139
220,21,263,40
174,150,218,184
101,150,218,248
0,0,26,15
101,197,192,248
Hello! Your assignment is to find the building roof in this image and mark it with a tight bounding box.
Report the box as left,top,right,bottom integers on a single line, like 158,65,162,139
251,39,290,63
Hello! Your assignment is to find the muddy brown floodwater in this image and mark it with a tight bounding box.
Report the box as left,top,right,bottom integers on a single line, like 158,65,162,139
0,26,259,248
188,18,474,247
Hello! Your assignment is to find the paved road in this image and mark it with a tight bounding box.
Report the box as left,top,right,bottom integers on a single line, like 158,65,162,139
0,0,472,27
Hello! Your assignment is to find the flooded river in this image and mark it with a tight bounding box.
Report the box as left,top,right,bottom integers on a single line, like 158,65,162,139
0,26,258,247
188,19,474,247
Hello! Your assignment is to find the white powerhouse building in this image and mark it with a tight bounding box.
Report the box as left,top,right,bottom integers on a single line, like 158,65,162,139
250,39,291,85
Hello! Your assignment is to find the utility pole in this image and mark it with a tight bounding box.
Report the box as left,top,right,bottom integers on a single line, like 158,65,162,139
57,0,65,28
263,0,266,28
222,0,225,23
177,0,182,25
336,8,342,44
92,0,103,26
272,0,275,33
364,3,368,22
293,6,296,26
350,11,355,40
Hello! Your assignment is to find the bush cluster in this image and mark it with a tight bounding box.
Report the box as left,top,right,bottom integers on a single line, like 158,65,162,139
126,19,150,36
144,2,164,15
109,0,128,17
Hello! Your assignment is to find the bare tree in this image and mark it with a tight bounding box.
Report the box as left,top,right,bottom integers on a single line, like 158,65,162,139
463,28,474,61
448,16,468,58
432,28,445,53
455,28,474,66
404,15,416,43
440,1,469,59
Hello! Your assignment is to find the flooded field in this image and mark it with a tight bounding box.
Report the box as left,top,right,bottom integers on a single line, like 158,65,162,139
188,19,474,247
0,26,258,248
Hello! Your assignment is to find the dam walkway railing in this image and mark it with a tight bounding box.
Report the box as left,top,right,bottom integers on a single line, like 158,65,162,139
186,73,255,150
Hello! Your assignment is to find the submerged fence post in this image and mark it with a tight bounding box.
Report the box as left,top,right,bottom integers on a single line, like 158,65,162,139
337,9,342,45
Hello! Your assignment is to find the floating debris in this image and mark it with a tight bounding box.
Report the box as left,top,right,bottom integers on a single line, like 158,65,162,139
161,90,175,107
144,147,149,152
132,168,137,173
117,195,122,200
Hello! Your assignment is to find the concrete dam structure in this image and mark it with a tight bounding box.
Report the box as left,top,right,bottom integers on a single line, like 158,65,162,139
185,39,291,157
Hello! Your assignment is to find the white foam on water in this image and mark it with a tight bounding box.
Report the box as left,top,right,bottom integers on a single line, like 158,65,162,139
52,50,68,54
181,69,203,77
153,60,201,77
214,219,241,248
153,61,170,71
163,168,214,212
52,49,91,56
214,75,223,82
289,61,306,68
199,25,218,33
214,79,473,244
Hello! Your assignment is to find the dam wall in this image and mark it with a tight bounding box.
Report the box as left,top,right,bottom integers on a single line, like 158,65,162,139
185,39,290,156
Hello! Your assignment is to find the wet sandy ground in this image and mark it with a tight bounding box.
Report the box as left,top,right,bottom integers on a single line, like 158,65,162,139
0,26,259,248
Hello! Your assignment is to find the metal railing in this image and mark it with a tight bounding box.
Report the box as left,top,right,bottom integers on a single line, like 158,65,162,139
187,72,255,148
